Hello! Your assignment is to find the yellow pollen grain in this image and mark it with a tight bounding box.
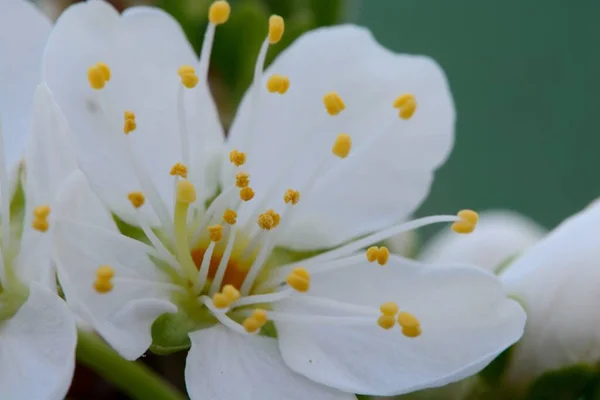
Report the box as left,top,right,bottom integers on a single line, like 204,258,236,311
266,74,290,94
88,64,107,90
284,189,300,205
235,172,250,188
380,301,399,317
208,0,231,25
212,292,231,309
268,15,285,44
397,312,420,329
32,219,49,232
239,187,255,201
94,280,113,294
222,209,237,225
377,246,390,266
170,162,188,178
94,264,115,294
252,309,268,325
402,326,422,338
176,180,197,204
366,246,379,262
229,150,246,166
393,94,417,120
178,64,199,89
257,212,275,230
222,284,241,302
266,209,280,228
33,205,51,219
207,224,223,242
123,110,136,134
243,316,263,333
377,315,396,330
323,92,345,116
96,62,111,81
286,267,310,292
96,265,115,280
332,133,352,158
451,209,479,234
127,191,145,209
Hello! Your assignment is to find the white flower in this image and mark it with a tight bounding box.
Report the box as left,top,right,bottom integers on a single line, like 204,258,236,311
501,201,600,392
45,1,525,398
419,210,545,273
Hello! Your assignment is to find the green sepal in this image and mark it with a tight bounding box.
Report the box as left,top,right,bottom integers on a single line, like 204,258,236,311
150,312,197,355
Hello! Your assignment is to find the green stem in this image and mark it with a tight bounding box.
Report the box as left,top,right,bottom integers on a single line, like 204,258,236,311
76,329,188,400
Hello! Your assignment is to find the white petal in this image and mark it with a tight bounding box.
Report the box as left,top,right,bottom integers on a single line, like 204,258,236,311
0,0,51,192
0,283,76,400
419,210,545,272
276,256,525,396
43,1,223,224
501,200,600,390
53,171,177,360
185,325,354,400
224,25,454,249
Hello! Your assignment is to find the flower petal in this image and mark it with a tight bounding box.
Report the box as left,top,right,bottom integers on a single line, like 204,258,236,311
185,325,354,400
53,171,177,360
0,0,51,192
43,1,223,224
419,210,545,272
224,25,454,249
275,256,525,396
0,283,76,400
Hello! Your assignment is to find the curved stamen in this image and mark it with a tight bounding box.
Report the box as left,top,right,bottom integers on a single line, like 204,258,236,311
209,226,237,295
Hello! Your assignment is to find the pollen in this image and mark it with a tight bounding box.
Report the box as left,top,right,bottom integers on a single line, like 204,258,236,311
33,205,50,219
208,224,223,242
239,187,255,201
178,65,199,89
323,92,345,116
451,209,479,234
252,309,268,325
212,292,231,309
229,150,246,166
32,219,49,232
332,133,352,158
266,74,290,94
257,212,275,230
266,209,280,228
393,93,417,120
366,246,389,265
123,110,136,134
380,301,399,316
398,311,422,338
284,189,300,205
32,205,51,232
235,172,250,188
243,315,266,334
377,315,396,330
268,15,285,44
208,0,231,25
176,180,197,204
222,284,241,302
88,62,111,90
170,162,188,178
127,191,145,209
286,267,310,292
222,209,237,225
94,264,115,294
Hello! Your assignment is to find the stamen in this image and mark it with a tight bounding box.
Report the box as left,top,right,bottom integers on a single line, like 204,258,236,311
222,284,241,302
323,92,345,116
32,205,51,232
235,172,250,188
380,301,399,316
208,224,223,242
222,209,237,225
209,228,237,295
286,267,310,292
451,209,479,234
127,191,145,209
123,110,136,134
332,133,352,158
239,186,255,201
266,209,280,228
208,0,231,25
170,162,188,178
283,189,300,205
178,65,199,89
93,264,115,294
398,311,422,338
212,292,231,309
393,93,417,120
257,209,280,230
174,180,200,282
365,246,390,265
229,150,246,167
377,315,396,330
88,62,111,90
268,15,285,44
266,74,290,94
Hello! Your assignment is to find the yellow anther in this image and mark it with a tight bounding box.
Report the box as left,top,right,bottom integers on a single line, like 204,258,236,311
239,187,255,201
332,133,352,158
178,64,199,89
252,309,268,325
377,315,396,330
266,74,290,94
208,224,223,242
242,316,263,333
286,267,310,292
377,246,390,266
32,219,49,232
366,246,379,262
266,209,280,228
393,94,417,120
323,92,345,116
402,326,422,338
212,292,231,309
235,172,250,188
398,311,421,337
123,111,136,134
283,189,300,205
176,180,197,204
451,209,479,234
127,191,145,209
96,62,111,81
170,162,188,178
88,62,111,90
208,0,231,25
268,15,285,44
222,284,241,302
93,280,113,294
96,265,115,280
257,212,275,230
222,209,237,225
229,150,246,166
33,205,51,219
124,110,135,120
380,301,399,317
